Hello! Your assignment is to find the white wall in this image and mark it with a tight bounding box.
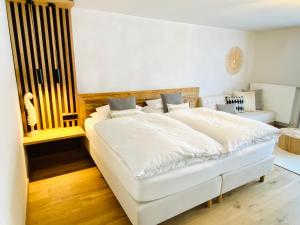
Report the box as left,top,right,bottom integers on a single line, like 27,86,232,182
251,27,300,87
72,8,255,96
0,1,28,225
251,27,300,127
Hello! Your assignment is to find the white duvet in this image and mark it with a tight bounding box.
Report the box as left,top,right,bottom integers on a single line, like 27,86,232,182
94,113,223,179
167,108,280,153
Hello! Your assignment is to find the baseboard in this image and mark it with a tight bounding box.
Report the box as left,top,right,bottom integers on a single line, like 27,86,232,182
25,178,29,225
275,121,289,128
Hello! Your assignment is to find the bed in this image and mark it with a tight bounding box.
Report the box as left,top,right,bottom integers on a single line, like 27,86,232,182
78,87,277,225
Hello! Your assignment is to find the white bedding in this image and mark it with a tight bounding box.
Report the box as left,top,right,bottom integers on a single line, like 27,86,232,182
94,113,223,179
85,117,276,202
167,108,280,153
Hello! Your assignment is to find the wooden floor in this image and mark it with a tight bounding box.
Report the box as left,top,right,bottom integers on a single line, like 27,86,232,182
28,148,95,181
27,139,95,181
27,166,300,225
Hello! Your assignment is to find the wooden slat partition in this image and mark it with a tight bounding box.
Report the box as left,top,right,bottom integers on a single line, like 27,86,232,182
6,0,73,9
68,10,78,126
6,0,78,135
6,2,28,133
28,4,46,129
43,6,59,128
35,5,53,128
21,4,41,130
62,9,74,126
49,6,63,127
55,7,69,127
14,3,29,94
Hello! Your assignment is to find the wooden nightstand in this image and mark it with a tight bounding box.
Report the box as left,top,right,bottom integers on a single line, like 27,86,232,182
23,127,94,181
23,126,86,146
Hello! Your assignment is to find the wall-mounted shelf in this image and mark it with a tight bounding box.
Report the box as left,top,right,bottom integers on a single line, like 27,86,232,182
23,126,85,146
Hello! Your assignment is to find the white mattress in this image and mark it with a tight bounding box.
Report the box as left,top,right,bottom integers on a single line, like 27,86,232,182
238,110,276,123
85,118,275,203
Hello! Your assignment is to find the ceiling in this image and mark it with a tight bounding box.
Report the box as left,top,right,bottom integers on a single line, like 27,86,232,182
74,0,300,31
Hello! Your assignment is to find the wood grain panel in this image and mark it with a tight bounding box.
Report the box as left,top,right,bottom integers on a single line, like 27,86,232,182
23,126,85,146
279,132,300,155
35,5,53,128
14,2,34,132
62,9,74,126
21,3,41,130
67,9,78,126
55,7,69,127
14,3,29,93
6,0,78,134
78,87,200,127
6,2,28,133
28,4,47,129
49,6,63,127
6,0,73,9
42,6,59,128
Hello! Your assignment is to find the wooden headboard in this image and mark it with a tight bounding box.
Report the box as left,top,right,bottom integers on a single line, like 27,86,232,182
78,87,200,127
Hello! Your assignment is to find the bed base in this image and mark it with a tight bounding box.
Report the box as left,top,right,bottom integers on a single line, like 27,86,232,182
88,141,221,225
220,156,274,195
87,138,274,225
85,136,274,225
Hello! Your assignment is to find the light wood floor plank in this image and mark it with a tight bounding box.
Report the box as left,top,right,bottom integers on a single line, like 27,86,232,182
27,166,300,225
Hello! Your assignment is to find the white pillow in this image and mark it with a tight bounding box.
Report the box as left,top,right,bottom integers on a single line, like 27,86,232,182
136,105,142,110
110,109,144,118
89,111,110,121
233,91,256,112
167,103,190,112
142,106,164,114
96,104,110,112
145,99,163,109
94,105,111,120
94,104,142,120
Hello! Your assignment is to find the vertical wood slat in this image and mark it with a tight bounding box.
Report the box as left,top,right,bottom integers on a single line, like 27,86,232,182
14,2,32,132
6,2,28,133
67,9,78,126
42,5,59,128
35,5,53,129
6,0,78,133
62,9,74,126
14,3,29,94
55,7,69,127
6,0,74,9
49,6,63,127
28,4,47,129
21,4,41,130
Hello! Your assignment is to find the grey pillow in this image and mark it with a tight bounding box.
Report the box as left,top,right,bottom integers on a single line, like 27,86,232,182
160,93,183,112
242,89,263,110
108,96,136,111
216,104,237,114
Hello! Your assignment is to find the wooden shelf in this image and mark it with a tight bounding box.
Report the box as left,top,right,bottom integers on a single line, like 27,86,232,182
23,126,85,146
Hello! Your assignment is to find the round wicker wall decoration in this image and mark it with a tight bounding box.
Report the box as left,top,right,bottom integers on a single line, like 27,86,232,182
225,46,243,75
